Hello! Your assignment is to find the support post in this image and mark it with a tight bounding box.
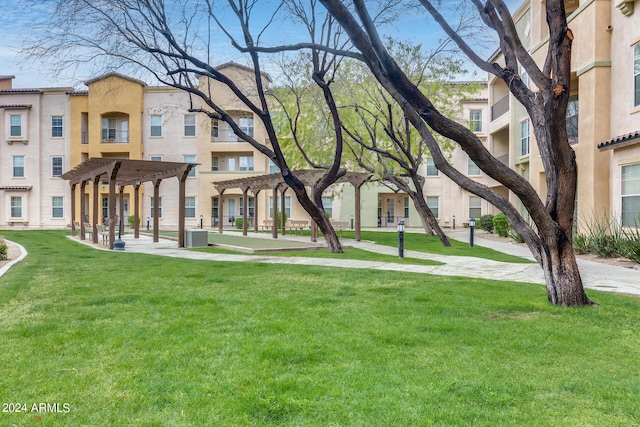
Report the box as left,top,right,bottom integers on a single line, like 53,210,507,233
153,179,161,243
134,180,141,239
92,175,100,244
70,183,77,237
242,187,249,236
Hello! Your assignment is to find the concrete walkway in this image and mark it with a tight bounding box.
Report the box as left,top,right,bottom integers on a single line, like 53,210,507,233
103,230,640,297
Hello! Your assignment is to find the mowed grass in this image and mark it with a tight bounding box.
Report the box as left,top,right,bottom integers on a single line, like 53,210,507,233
1,230,639,426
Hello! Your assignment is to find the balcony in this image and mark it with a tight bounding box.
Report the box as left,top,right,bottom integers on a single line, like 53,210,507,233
211,128,253,143
101,130,129,144
491,95,509,121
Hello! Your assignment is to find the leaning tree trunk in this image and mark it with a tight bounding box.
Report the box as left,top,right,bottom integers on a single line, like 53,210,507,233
539,233,593,306
286,174,344,253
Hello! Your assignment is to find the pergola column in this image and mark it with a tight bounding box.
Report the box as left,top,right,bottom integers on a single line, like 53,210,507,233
133,180,141,239
118,185,125,238
218,190,225,234
242,187,249,236
80,180,87,240
70,183,77,237
280,186,287,236
153,179,161,243
178,167,189,248
92,175,100,244
272,183,279,239
355,182,363,242
253,189,260,233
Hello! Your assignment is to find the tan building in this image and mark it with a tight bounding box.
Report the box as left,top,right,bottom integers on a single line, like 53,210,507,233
487,0,640,231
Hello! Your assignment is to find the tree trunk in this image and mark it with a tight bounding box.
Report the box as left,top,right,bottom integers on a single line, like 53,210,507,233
286,173,344,253
411,192,451,247
539,236,594,306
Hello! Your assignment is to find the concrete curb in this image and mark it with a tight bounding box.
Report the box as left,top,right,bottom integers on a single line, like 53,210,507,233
0,239,28,278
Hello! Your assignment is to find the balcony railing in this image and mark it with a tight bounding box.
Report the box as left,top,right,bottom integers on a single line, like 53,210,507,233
491,95,509,121
211,129,253,143
101,130,129,144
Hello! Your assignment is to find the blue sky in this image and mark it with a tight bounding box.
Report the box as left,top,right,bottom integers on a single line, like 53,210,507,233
1,0,523,89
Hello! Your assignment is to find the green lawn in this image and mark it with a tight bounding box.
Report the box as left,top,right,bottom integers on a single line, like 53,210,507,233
1,231,639,426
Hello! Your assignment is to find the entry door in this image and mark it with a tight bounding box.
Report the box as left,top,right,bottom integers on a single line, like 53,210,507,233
386,198,395,224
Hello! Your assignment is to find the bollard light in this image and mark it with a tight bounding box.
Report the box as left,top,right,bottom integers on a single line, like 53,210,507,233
350,215,354,230
147,216,150,231
453,215,456,230
200,214,203,229
397,218,405,259
469,217,476,247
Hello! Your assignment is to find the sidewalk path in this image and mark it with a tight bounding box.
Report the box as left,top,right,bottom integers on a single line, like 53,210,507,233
113,231,640,297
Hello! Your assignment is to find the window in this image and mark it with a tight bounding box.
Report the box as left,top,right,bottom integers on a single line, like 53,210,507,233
269,160,280,174
102,197,108,222
52,116,63,137
10,114,22,137
52,196,64,218
469,109,482,132
468,156,481,176
469,196,482,220
520,119,530,156
52,156,63,177
566,94,579,144
239,156,254,171
184,114,196,136
13,156,25,177
521,70,530,88
212,197,219,220
150,197,163,218
239,116,254,137
102,118,116,140
185,197,196,218
211,119,219,139
322,196,333,219
269,196,291,218
150,115,162,137
212,156,219,171
622,163,640,227
426,196,439,219
228,158,236,172
10,196,22,218
634,43,640,107
426,156,438,176
248,197,255,217
150,156,162,162
404,196,410,218
184,155,196,177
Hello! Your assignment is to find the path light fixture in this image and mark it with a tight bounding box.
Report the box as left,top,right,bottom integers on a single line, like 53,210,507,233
114,216,126,251
147,216,150,231
469,217,476,247
200,214,203,229
453,215,456,230
350,214,354,230
397,218,405,259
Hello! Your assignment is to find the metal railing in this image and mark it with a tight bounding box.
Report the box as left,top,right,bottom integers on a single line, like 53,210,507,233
101,130,129,143
211,129,253,143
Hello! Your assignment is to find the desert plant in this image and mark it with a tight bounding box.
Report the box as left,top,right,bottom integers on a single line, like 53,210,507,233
508,227,524,243
477,214,495,233
0,241,7,261
572,233,590,255
620,226,640,263
493,213,510,237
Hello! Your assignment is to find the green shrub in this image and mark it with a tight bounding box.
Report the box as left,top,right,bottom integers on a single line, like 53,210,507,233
620,227,640,263
0,241,7,261
477,214,495,233
508,227,524,243
493,213,509,237
235,217,244,229
128,215,136,228
573,233,590,255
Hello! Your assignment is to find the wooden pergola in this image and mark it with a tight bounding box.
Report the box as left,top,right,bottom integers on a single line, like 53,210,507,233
61,158,196,249
212,170,372,241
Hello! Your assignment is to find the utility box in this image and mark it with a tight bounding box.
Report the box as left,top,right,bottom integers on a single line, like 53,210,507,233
185,229,208,248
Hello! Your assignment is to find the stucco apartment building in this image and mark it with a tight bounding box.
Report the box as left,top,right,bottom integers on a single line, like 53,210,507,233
487,0,640,231
0,63,328,230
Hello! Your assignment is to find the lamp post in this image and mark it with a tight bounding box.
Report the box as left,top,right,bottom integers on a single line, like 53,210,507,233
452,215,456,230
146,216,150,231
469,217,475,247
397,218,405,259
200,214,203,229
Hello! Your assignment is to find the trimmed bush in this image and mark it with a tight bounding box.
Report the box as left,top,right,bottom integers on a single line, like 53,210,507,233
477,214,495,233
493,213,510,237
0,241,7,261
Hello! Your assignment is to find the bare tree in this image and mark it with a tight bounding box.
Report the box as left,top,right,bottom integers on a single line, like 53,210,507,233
316,0,592,306
27,0,353,253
